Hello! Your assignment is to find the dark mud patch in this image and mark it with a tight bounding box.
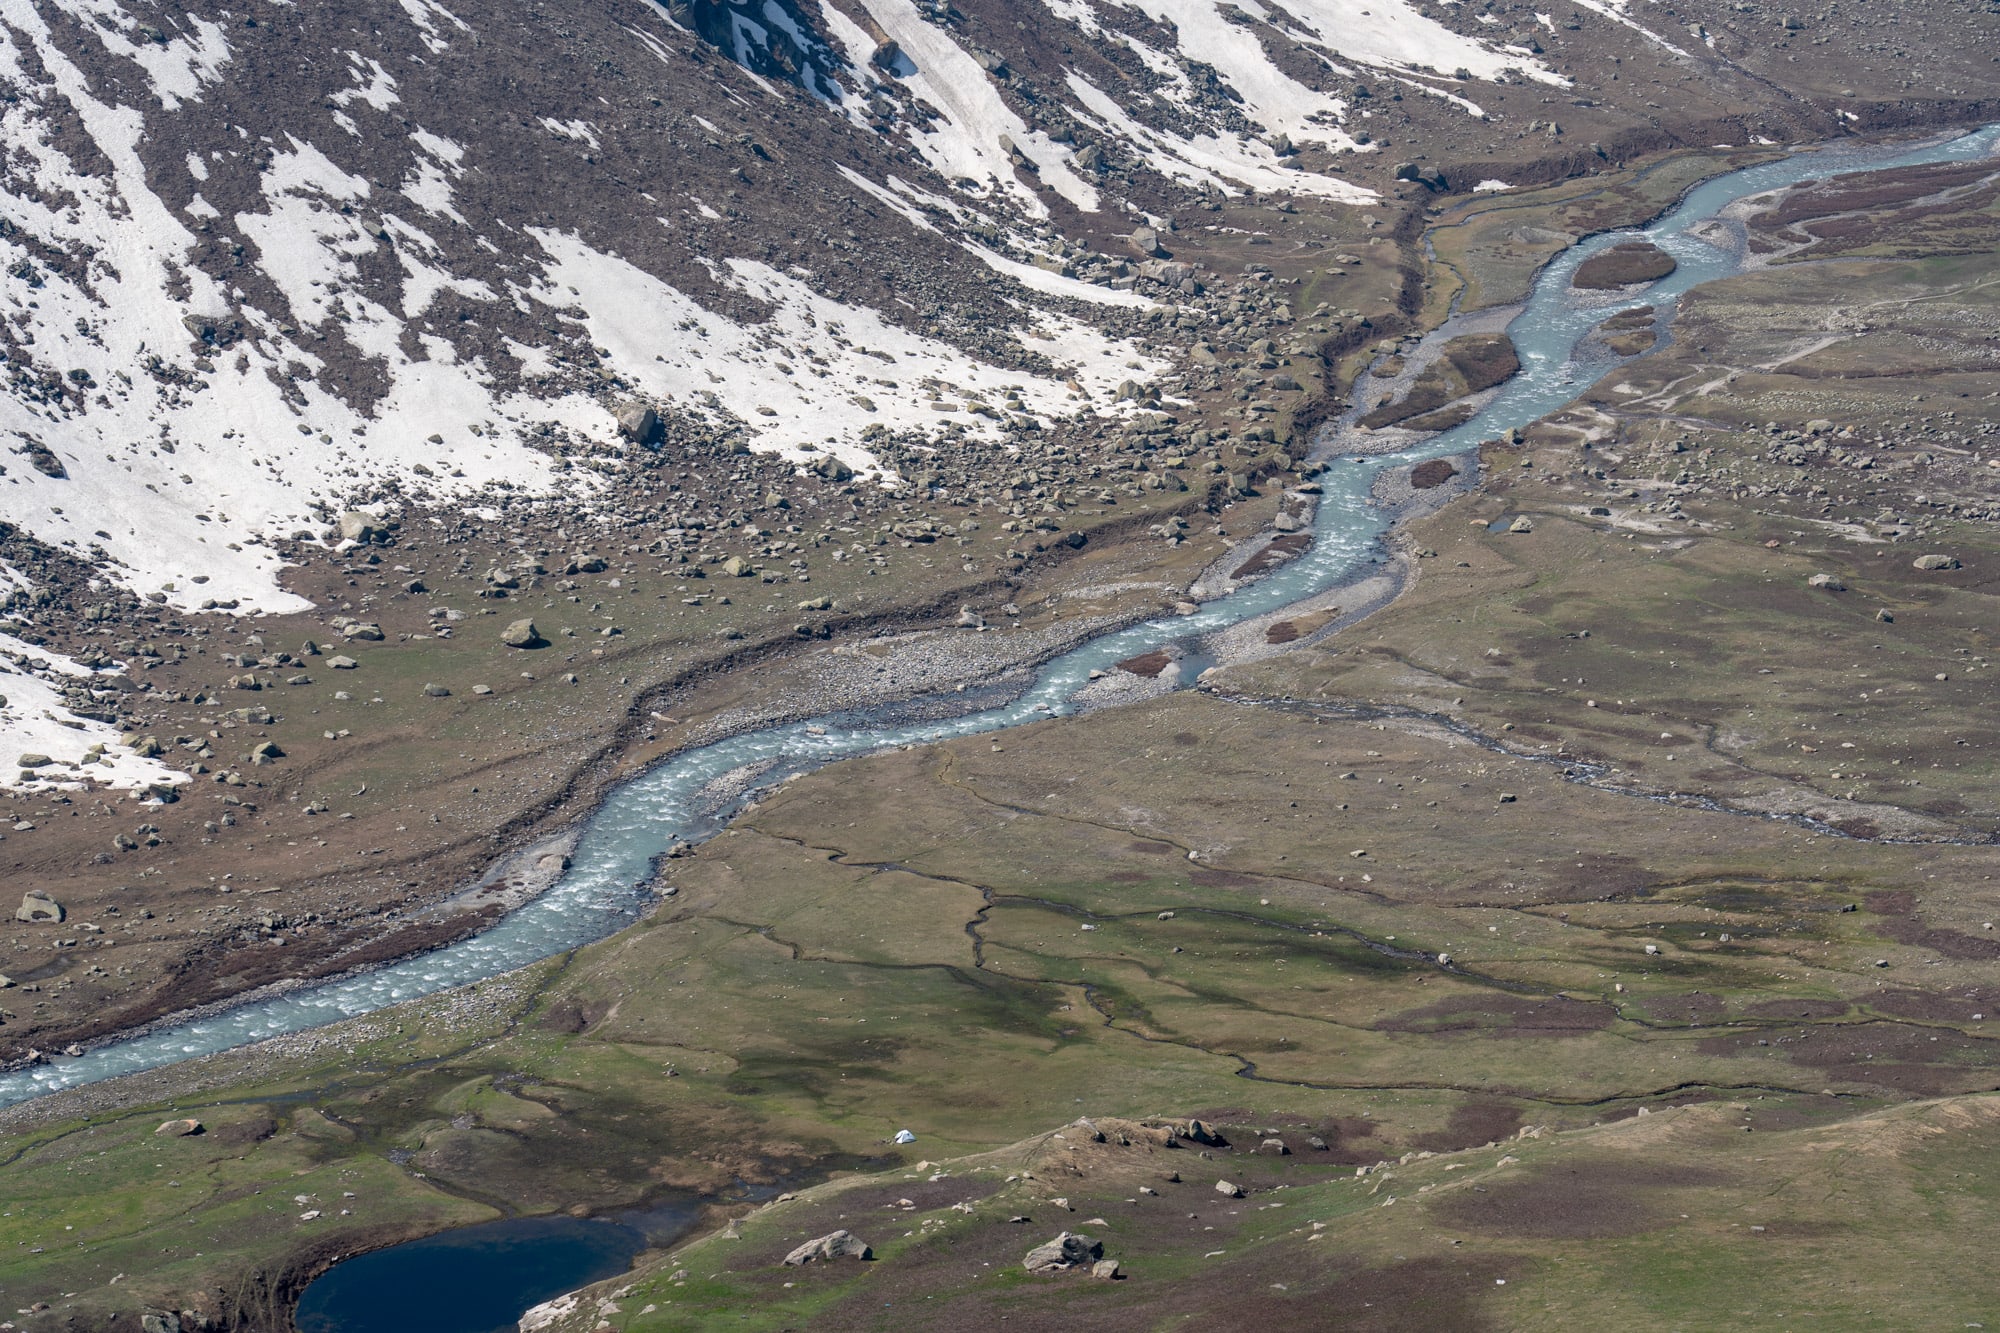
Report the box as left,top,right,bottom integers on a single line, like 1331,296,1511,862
211,1114,279,1147
1188,868,1262,890
1698,1021,2000,1096
1867,987,2000,1024
1743,998,1850,1020
1410,1100,1525,1154
1431,1157,1720,1239
1376,994,1613,1038
1637,991,1730,1026
1868,889,2000,961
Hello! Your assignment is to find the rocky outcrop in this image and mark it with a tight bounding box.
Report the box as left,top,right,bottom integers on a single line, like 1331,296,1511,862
1024,1231,1103,1273
783,1229,873,1265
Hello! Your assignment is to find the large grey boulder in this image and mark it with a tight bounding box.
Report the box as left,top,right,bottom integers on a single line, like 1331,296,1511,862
16,891,63,924
616,402,663,446
337,510,379,543
501,618,545,648
1024,1231,1102,1274
783,1229,873,1266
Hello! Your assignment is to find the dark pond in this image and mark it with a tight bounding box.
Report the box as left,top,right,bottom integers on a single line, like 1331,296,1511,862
293,1215,648,1333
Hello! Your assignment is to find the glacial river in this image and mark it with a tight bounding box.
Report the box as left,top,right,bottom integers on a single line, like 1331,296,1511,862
2,121,1995,1112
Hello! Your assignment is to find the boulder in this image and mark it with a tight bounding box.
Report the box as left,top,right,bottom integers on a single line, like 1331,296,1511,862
502,618,546,649
783,1229,873,1266
720,556,756,577
1091,1259,1121,1281
1024,1231,1103,1274
1214,1180,1245,1198
154,1118,203,1137
423,683,452,697
1129,225,1168,259
1183,1118,1226,1146
341,622,384,641
1808,573,1847,591
1913,554,1961,571
327,655,359,670
16,753,52,769
337,510,379,543
16,891,63,924
616,402,664,446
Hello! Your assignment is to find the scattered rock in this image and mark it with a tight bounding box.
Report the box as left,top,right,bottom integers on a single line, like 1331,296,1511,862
327,655,359,670
1913,554,1960,571
1214,1180,1244,1198
154,1118,203,1137
1808,574,1846,591
1024,1231,1103,1273
1092,1259,1121,1280
783,1229,873,1265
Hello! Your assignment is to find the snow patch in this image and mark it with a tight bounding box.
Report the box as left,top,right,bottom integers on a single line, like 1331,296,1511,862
0,635,187,794
397,0,471,54
826,0,1100,215
1570,0,1692,58
531,230,1165,469
1066,74,1376,203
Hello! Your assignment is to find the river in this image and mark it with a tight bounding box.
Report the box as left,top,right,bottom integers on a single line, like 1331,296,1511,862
2,120,1995,1113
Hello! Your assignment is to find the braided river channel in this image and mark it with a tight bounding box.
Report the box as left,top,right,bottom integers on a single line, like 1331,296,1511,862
4,121,1997,1120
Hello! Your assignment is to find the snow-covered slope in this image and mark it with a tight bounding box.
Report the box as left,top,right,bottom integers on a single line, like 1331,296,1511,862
0,0,1552,613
